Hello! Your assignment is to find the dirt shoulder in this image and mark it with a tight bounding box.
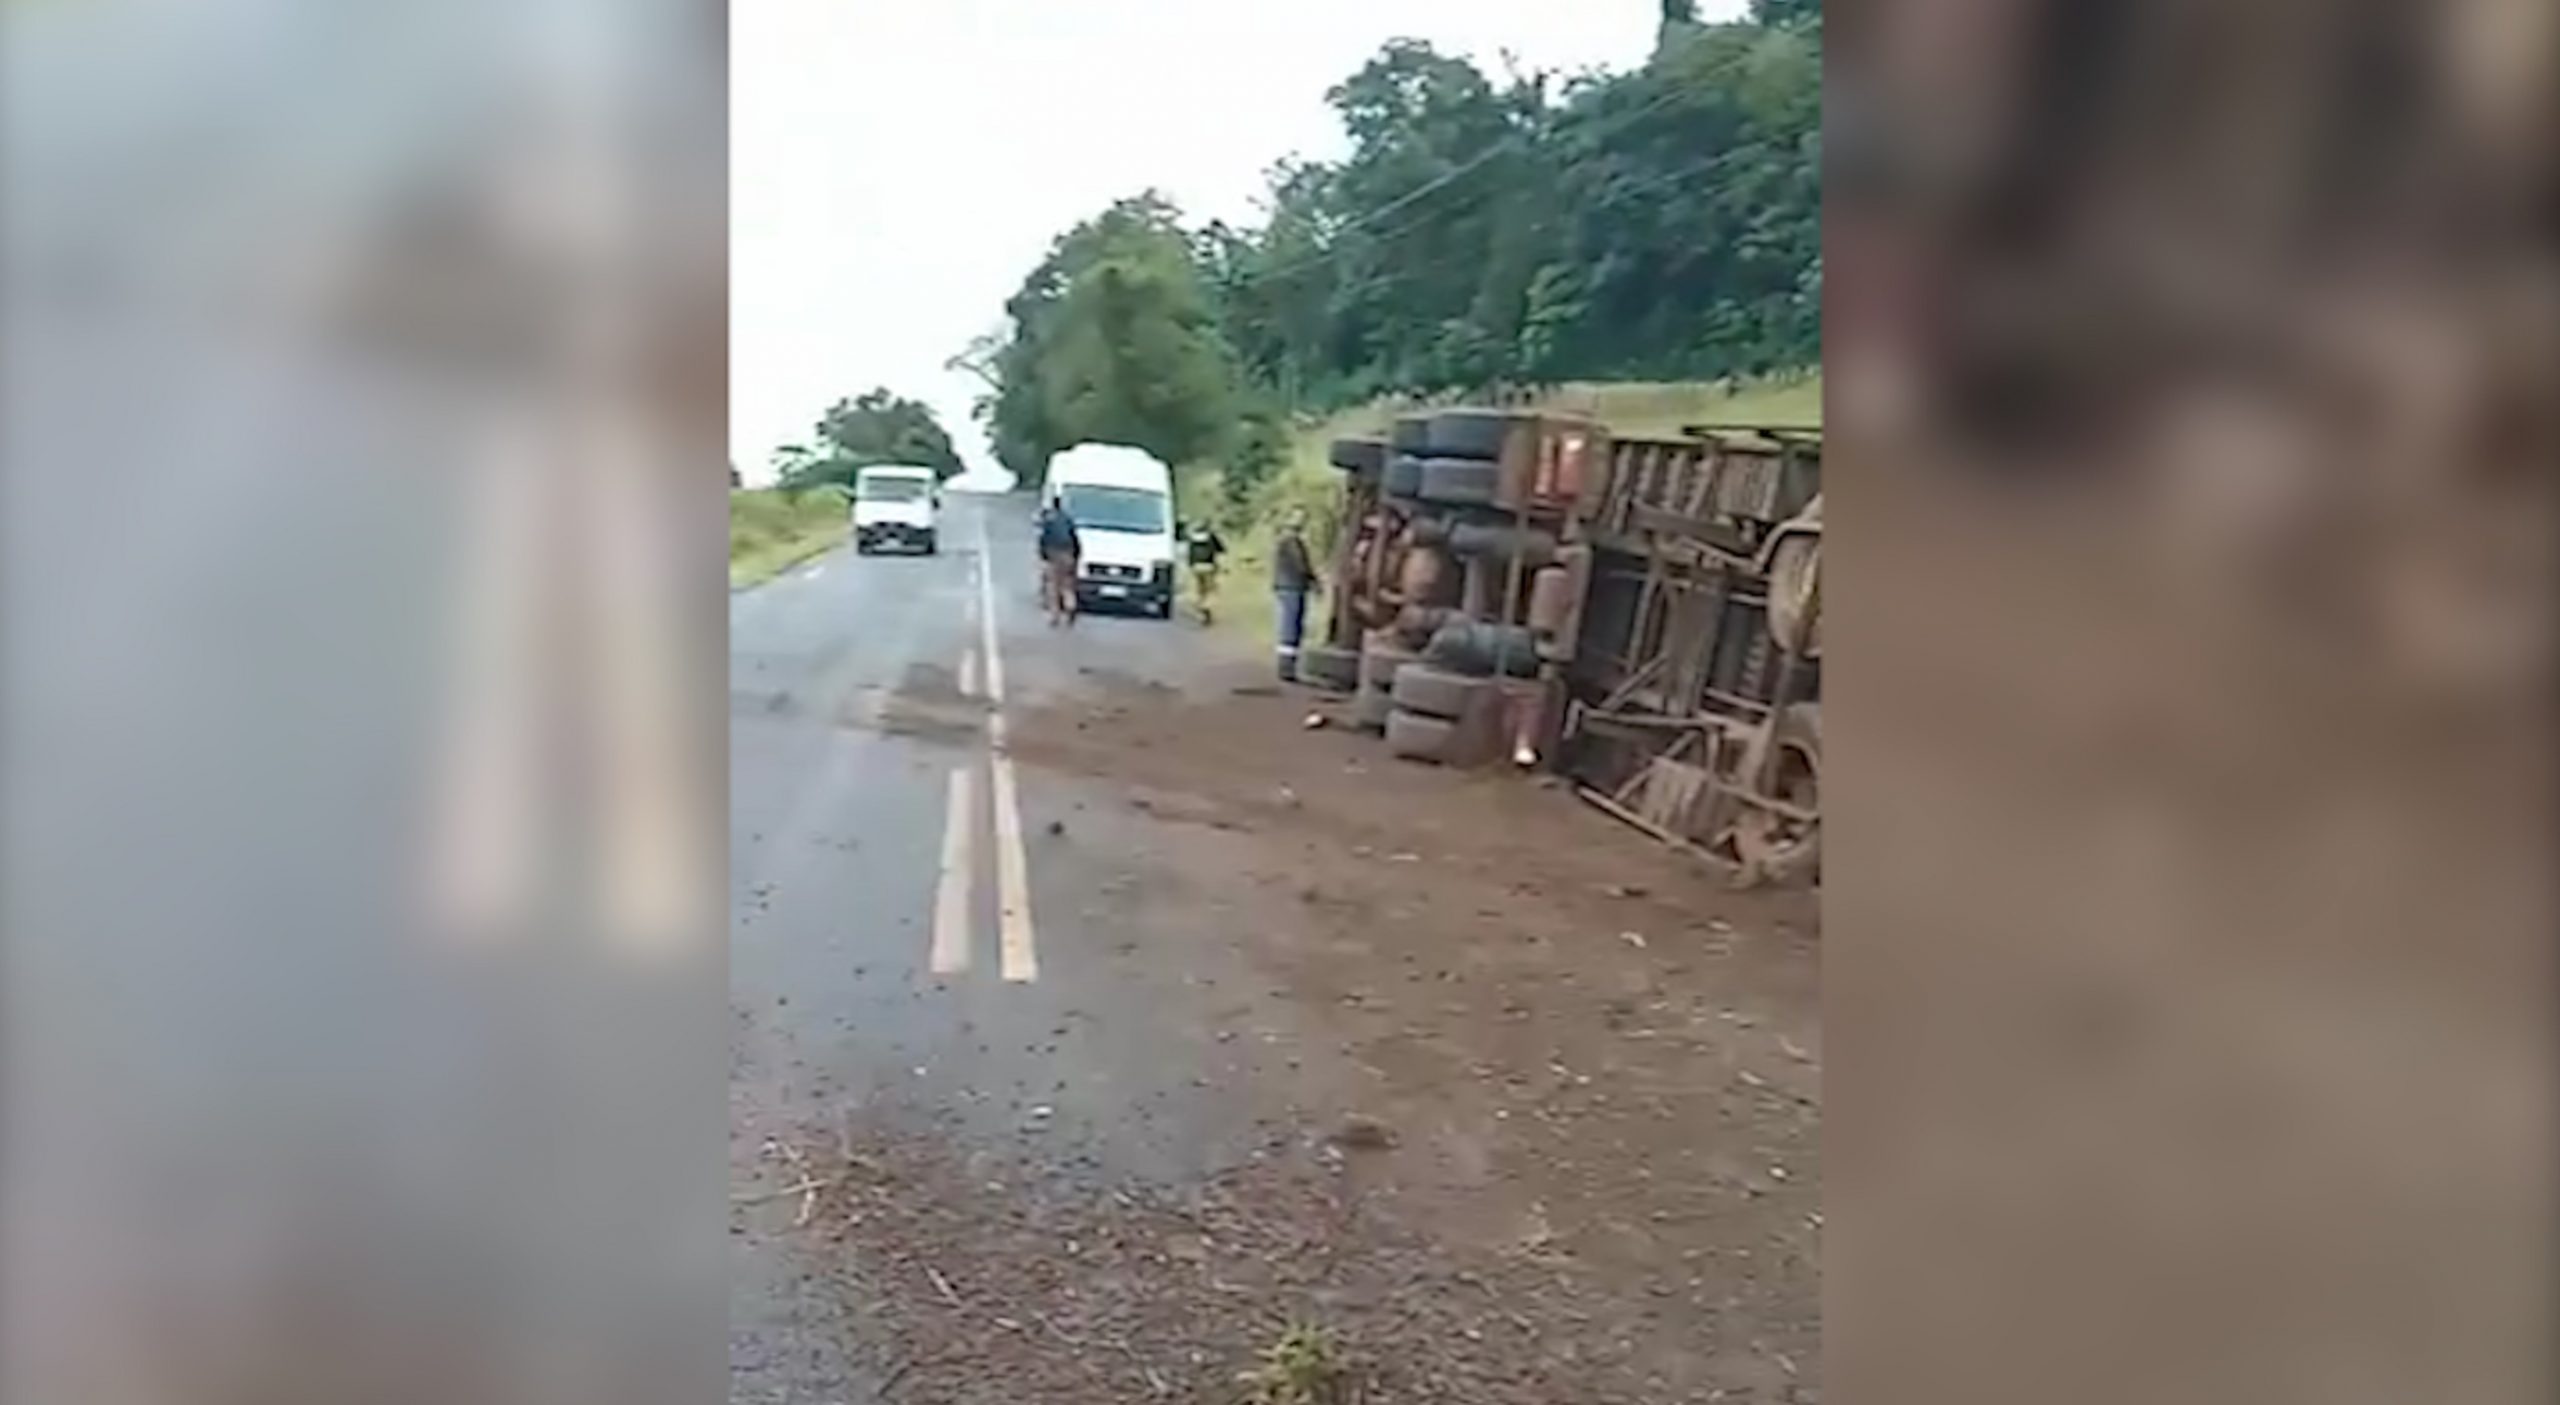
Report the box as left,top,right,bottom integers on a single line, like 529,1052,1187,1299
747,666,1820,1402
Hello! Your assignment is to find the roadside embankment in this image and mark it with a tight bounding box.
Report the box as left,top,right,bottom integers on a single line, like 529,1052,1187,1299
730,484,851,589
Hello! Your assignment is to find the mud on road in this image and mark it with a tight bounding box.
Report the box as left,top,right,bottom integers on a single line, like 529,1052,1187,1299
733,649,1819,1403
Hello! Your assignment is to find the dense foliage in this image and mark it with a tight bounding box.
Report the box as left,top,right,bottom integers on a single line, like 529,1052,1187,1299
976,4,1820,487
771,388,966,489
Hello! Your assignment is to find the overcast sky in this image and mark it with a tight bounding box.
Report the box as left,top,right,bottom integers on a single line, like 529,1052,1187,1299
732,0,1732,485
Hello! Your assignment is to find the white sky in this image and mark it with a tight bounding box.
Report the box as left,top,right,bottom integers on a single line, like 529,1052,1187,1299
731,0,1728,486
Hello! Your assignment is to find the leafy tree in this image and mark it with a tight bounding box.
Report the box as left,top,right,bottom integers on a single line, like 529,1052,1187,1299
817,389,965,479
973,13,1820,472
768,390,965,491
980,195,1244,484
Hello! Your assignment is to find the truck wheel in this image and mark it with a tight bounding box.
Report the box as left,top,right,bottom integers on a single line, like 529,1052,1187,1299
1299,644,1361,692
1328,437,1388,475
1425,409,1513,461
1386,709,1460,763
1423,619,1542,678
1390,664,1488,721
1416,458,1501,508
1358,643,1419,694
1350,686,1396,734
1447,522,1559,566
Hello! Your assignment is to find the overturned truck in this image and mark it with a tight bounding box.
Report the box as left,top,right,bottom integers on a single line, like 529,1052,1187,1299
1311,410,1822,885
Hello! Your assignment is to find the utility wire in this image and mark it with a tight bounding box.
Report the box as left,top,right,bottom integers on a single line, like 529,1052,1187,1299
1244,79,1703,287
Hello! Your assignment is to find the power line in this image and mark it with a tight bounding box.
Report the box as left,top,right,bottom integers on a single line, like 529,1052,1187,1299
1244,79,1703,287
1280,150,1746,307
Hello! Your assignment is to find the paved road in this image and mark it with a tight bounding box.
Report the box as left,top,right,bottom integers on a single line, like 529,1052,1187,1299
727,491,1288,1399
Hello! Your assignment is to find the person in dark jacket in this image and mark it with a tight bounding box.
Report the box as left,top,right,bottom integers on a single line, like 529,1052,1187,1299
1183,521,1227,625
1271,509,1318,680
1035,491,1081,627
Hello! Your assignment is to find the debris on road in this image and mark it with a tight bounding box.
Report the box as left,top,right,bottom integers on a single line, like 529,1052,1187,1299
1327,1115,1396,1152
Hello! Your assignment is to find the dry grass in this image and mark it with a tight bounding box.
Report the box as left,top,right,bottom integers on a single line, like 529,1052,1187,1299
730,484,851,589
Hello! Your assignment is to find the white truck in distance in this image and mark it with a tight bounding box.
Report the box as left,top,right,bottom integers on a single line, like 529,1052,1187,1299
850,464,941,555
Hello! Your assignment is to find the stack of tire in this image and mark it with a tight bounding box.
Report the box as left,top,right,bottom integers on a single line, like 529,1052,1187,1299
1380,616,1552,765
1384,660,1497,764
1383,409,1509,511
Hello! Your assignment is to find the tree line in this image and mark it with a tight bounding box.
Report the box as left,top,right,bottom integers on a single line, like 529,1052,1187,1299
966,1,1820,492
767,388,966,490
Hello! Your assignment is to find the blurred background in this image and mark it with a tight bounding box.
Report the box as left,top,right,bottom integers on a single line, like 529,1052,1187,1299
1825,0,2552,1402
2,2,726,1402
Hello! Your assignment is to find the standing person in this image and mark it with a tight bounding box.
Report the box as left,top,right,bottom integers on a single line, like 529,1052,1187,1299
1035,490,1082,628
1271,508,1318,680
1183,520,1227,625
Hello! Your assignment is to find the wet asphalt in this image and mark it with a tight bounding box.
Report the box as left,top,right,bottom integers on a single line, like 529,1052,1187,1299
728,492,1307,1400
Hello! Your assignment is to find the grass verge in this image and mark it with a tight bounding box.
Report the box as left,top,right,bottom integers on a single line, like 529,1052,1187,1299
730,485,852,590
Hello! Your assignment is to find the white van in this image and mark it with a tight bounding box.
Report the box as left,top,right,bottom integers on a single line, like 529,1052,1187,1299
850,464,941,555
1046,443,1176,618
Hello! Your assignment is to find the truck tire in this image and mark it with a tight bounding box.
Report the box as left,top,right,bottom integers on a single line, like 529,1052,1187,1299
1390,415,1433,454
1383,455,1426,499
1394,604,1458,646
1727,703,1821,885
1299,644,1361,692
1742,703,1821,803
1424,619,1541,678
1425,409,1513,461
1386,708,1461,763
1359,642,1419,694
1390,664,1488,721
1350,685,1396,734
1416,458,1501,508
1446,522,1559,566
1328,437,1388,475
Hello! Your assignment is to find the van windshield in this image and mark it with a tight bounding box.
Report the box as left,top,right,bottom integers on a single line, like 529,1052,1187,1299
857,475,930,502
1060,485,1168,534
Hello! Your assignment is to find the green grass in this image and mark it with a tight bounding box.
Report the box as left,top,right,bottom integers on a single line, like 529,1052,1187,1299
1236,1321,1350,1405
730,485,852,589
1540,371,1824,438
1187,372,1820,637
